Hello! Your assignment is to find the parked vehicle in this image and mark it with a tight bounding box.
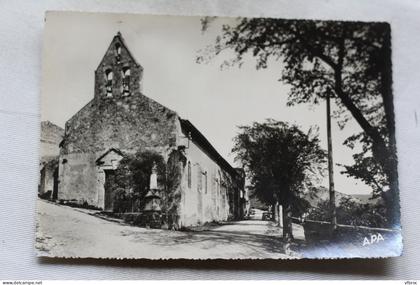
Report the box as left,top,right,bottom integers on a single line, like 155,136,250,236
248,208,264,220
262,211,272,221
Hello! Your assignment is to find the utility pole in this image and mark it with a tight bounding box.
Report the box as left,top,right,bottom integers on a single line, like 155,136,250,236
326,89,337,234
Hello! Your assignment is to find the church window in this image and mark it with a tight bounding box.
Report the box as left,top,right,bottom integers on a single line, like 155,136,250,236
216,171,221,196
203,171,208,194
105,69,113,97
115,43,121,63
215,177,220,202
197,167,202,193
187,162,191,188
122,67,131,96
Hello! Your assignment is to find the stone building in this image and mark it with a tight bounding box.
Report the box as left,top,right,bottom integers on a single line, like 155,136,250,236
39,121,64,199
57,32,245,227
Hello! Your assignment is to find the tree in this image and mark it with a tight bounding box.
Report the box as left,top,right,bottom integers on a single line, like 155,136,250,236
198,18,398,226
112,150,166,212
233,120,326,251
111,149,186,228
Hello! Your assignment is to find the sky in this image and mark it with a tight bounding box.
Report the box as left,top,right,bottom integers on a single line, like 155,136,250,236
41,11,372,195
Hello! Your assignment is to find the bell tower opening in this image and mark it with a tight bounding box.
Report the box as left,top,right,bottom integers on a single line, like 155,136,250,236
115,42,121,64
105,69,113,97
122,67,131,96
94,32,144,100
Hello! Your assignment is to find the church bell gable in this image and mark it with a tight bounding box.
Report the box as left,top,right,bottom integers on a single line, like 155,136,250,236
94,32,143,99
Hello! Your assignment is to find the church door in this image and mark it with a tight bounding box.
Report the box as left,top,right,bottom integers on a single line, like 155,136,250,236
52,167,59,200
104,170,116,211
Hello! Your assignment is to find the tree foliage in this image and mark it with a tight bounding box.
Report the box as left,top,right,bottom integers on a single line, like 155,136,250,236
233,120,326,241
198,18,398,225
307,197,388,228
111,149,186,228
111,150,166,212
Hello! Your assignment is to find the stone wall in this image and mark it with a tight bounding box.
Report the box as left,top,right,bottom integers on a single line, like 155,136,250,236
62,94,178,154
40,121,64,148
39,158,58,198
40,120,64,159
176,127,231,227
58,92,179,207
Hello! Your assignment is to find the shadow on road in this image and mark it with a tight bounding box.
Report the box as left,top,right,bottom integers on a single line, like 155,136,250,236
122,220,305,257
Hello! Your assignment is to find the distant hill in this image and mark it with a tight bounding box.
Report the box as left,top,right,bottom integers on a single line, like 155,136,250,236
249,186,378,210
351,194,379,204
305,186,378,207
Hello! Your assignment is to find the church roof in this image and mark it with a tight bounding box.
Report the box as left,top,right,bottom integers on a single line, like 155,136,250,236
96,32,141,70
96,148,124,165
179,118,239,178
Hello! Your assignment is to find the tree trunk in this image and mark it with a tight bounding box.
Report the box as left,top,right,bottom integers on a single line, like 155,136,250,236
271,202,277,222
278,204,283,227
282,201,293,254
380,24,400,227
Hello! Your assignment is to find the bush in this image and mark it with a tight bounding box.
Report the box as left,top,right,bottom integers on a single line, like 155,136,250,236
306,197,388,228
112,188,132,213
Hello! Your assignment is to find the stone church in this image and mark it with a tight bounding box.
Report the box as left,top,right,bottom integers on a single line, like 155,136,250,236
56,32,246,227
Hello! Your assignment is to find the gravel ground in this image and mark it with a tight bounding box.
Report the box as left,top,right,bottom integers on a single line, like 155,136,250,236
36,199,304,259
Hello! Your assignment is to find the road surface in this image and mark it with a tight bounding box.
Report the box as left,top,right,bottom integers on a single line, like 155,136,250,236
36,199,303,259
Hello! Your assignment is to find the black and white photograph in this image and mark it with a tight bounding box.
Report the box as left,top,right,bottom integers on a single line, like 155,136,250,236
36,11,402,259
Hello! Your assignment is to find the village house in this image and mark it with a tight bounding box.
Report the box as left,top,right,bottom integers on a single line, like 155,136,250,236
55,32,246,228
39,121,64,200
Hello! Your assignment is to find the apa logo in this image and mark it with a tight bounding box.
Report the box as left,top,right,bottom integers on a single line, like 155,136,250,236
363,233,385,246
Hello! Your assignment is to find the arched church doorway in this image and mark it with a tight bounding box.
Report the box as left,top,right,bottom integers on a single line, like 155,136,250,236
104,169,116,211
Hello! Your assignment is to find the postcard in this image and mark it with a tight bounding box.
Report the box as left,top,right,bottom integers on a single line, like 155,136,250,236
36,11,402,259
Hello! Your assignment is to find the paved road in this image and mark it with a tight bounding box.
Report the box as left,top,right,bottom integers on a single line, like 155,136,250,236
36,199,300,259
